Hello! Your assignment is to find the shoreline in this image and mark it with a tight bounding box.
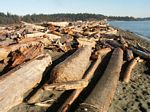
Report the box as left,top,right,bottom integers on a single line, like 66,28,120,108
135,33,150,42
109,29,150,112
108,20,150,42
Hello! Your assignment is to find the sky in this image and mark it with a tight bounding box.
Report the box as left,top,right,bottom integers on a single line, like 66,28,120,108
0,0,150,17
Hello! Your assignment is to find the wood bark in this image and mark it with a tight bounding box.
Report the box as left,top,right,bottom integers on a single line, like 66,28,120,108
0,54,52,112
11,44,43,68
0,37,50,61
123,57,140,83
76,48,123,112
50,45,92,83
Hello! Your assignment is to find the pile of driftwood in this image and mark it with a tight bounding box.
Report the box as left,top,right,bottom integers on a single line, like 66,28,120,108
0,20,150,112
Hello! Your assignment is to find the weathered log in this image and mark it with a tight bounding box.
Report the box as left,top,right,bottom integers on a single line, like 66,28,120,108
21,21,45,30
130,47,150,60
126,49,134,61
27,48,110,105
50,45,92,83
0,54,52,112
76,48,123,112
47,22,69,27
58,55,102,112
11,44,43,68
77,38,96,48
106,40,122,48
137,43,150,53
44,80,88,91
96,48,112,56
91,48,111,60
25,32,46,38
123,57,141,83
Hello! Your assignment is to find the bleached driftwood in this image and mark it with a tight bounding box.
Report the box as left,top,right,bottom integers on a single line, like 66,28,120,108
77,38,96,48
58,56,102,112
58,48,111,112
44,80,88,91
50,45,92,83
76,48,123,112
47,22,69,27
0,54,52,112
21,21,45,30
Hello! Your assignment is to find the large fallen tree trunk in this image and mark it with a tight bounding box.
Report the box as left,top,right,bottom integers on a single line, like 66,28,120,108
0,54,52,112
50,45,92,83
57,48,111,112
27,48,111,105
76,48,123,112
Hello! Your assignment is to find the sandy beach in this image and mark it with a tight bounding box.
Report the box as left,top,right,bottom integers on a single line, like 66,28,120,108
109,29,150,112
1,22,149,112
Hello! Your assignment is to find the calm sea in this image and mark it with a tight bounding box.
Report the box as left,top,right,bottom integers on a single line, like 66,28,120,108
108,21,150,41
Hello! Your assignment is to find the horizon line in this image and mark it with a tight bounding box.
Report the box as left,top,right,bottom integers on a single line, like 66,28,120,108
0,11,150,18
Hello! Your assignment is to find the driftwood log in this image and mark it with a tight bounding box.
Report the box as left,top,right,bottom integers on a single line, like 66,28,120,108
126,49,134,61
11,44,43,68
27,48,111,105
123,57,141,83
58,48,111,112
21,21,45,30
27,46,92,104
44,80,88,91
58,56,102,112
76,48,123,112
137,43,150,53
130,47,150,60
50,45,92,83
0,54,52,112
77,38,96,48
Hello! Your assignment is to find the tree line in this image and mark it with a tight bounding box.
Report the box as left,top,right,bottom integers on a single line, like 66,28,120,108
0,12,149,24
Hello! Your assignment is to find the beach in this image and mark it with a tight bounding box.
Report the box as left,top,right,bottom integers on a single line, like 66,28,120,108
109,29,150,112
0,21,149,112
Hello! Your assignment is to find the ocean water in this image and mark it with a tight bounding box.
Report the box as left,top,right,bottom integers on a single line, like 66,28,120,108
108,21,150,41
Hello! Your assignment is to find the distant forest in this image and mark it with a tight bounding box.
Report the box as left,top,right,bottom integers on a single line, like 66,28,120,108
0,12,150,24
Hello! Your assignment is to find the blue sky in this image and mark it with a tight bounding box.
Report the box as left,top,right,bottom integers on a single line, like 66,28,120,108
0,0,150,17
